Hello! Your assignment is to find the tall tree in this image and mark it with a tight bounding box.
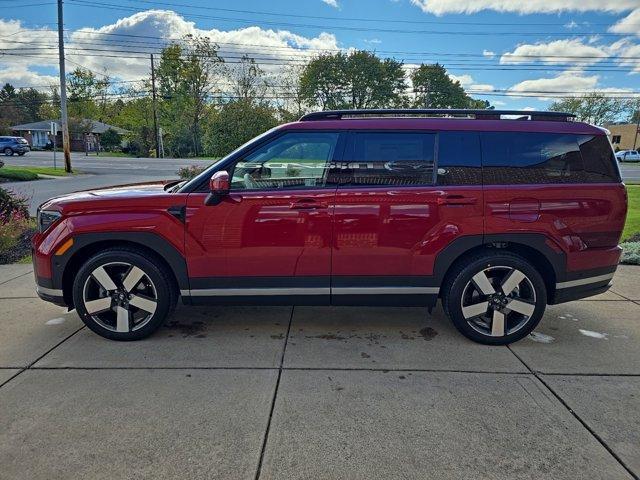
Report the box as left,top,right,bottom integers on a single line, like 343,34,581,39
203,100,277,157
549,93,630,125
410,63,484,109
157,35,225,156
300,50,407,109
66,68,110,120
228,54,269,102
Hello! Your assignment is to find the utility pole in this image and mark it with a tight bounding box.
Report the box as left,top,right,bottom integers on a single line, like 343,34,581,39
57,0,71,172
633,109,640,151
150,53,161,158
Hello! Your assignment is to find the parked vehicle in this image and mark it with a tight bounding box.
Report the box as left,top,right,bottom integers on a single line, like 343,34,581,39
0,136,30,156
615,150,640,162
32,109,627,344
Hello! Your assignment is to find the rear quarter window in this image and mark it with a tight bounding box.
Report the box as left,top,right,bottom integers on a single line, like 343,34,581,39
481,132,619,184
577,135,621,183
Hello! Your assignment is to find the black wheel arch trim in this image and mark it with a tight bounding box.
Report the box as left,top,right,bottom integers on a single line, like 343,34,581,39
432,233,566,285
50,232,189,296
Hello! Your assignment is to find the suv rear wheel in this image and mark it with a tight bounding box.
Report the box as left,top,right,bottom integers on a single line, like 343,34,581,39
4,148,13,156
72,248,175,340
443,252,547,345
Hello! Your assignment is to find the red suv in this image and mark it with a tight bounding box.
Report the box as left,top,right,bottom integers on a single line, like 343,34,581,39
32,109,627,344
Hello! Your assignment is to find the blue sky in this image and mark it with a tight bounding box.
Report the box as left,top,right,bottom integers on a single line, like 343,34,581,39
2,0,640,110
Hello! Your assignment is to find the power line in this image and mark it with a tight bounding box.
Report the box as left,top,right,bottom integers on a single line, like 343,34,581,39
71,0,640,28
64,0,634,38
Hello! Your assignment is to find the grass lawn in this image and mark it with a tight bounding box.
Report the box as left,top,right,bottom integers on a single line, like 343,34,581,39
623,184,640,241
0,165,72,181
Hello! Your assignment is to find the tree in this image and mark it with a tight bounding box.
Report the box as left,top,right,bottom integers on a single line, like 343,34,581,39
203,100,277,157
157,36,225,156
228,54,269,102
100,128,122,151
300,50,407,109
549,93,630,125
0,83,51,134
66,68,110,120
411,63,485,109
276,64,308,120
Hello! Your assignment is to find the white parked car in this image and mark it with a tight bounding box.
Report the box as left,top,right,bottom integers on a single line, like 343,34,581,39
615,150,640,162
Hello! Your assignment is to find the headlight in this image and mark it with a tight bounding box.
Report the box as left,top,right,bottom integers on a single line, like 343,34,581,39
37,210,62,233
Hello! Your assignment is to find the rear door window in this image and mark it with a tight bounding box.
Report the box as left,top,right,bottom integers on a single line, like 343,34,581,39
344,132,436,186
437,131,482,185
481,132,618,184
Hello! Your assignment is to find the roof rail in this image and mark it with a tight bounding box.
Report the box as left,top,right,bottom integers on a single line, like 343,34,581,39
299,109,575,122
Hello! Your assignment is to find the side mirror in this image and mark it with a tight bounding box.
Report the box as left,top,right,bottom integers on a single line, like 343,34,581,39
205,170,230,206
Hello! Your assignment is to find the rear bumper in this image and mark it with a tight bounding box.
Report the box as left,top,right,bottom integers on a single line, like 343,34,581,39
551,277,614,304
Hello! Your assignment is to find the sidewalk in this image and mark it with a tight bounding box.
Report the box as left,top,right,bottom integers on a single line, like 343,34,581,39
0,264,638,479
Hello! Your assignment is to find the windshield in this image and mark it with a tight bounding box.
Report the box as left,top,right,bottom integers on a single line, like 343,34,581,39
176,126,282,193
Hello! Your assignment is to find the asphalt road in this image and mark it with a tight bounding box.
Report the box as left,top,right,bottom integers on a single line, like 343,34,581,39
3,151,214,214
3,150,640,214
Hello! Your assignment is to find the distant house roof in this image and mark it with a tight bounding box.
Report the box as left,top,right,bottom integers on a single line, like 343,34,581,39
10,119,128,135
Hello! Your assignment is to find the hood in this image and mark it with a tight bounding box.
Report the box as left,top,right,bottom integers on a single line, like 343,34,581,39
39,180,179,213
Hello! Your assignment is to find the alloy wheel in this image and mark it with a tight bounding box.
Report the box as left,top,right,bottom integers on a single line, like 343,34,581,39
82,262,158,333
460,266,536,337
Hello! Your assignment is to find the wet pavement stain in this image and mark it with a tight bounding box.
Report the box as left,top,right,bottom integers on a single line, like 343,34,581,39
419,327,438,341
360,352,371,358
270,333,284,340
164,320,207,337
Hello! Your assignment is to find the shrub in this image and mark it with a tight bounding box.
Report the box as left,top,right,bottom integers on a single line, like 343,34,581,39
177,165,206,180
100,128,122,151
620,242,640,265
0,186,29,222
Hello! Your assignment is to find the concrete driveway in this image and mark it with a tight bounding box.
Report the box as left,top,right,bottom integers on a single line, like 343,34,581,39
0,264,638,479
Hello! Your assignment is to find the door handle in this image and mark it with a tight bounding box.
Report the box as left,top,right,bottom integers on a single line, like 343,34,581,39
290,199,328,210
438,194,477,206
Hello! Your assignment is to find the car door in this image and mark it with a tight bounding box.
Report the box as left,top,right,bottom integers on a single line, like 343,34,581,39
331,130,484,306
184,131,344,304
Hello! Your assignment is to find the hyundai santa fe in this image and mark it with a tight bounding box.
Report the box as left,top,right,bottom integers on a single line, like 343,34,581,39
32,109,627,344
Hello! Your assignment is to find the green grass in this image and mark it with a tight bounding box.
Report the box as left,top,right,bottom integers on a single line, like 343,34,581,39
623,184,640,241
0,165,72,181
17,254,32,264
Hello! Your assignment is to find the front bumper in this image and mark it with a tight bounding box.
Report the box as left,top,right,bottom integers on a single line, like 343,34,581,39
35,284,66,306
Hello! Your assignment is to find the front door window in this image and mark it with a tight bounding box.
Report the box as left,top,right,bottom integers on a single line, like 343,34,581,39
231,132,339,190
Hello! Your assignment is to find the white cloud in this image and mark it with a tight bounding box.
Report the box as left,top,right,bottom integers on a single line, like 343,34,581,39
63,10,340,81
321,0,339,7
482,49,495,58
500,39,609,65
509,71,599,94
450,73,494,92
410,0,638,15
508,70,637,99
610,8,640,35
0,67,58,89
564,20,579,29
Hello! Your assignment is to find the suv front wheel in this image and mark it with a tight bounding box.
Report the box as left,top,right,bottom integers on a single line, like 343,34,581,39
72,248,176,340
443,252,547,345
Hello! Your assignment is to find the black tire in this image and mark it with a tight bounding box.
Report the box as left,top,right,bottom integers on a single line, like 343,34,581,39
72,247,177,340
4,148,13,156
443,251,547,345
